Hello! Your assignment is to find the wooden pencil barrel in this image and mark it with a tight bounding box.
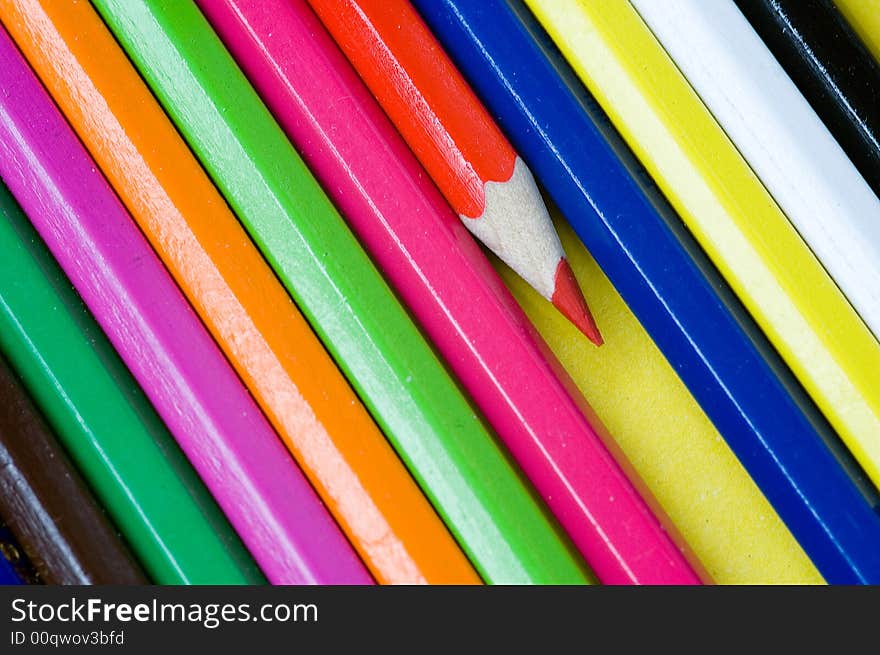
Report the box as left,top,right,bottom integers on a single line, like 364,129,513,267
0,355,147,585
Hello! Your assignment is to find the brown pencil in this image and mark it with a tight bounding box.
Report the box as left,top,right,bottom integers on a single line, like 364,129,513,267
0,354,146,584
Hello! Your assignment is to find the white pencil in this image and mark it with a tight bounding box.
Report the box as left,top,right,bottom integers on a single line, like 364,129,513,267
632,0,880,341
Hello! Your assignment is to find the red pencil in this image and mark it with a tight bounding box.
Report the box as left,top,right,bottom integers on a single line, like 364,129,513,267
309,0,602,344
201,0,702,584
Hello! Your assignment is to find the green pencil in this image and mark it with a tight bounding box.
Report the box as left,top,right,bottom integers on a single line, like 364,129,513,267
0,181,263,585
93,0,594,584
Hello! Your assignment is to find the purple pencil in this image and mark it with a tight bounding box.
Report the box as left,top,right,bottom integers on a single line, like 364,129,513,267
0,24,371,585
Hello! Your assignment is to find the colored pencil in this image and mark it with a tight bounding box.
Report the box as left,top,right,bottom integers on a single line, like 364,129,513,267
414,0,880,583
3,0,476,586
630,0,880,488
734,0,880,200
496,204,824,584
199,0,699,585
0,354,147,585
90,0,596,585
0,26,371,586
835,0,880,65
0,180,262,584
307,0,601,344
522,0,880,500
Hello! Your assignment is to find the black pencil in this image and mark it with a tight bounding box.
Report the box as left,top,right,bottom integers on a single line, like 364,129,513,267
735,0,880,199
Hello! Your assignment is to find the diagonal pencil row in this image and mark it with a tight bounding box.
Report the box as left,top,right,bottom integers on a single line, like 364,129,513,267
413,0,880,584
0,0,878,585
195,0,695,584
0,176,263,585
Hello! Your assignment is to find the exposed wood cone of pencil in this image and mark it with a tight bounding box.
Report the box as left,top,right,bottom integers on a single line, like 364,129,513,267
309,0,603,345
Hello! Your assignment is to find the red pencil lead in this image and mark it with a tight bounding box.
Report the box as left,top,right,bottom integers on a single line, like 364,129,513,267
552,259,603,345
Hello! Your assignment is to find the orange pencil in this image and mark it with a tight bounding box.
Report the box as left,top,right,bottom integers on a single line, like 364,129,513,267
1,0,479,585
309,0,602,344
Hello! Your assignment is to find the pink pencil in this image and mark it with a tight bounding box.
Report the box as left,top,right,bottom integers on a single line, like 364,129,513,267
0,23,371,586
199,0,702,584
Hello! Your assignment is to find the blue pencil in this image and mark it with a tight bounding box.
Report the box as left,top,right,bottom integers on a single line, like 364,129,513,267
413,0,880,584
0,554,21,585
0,525,25,585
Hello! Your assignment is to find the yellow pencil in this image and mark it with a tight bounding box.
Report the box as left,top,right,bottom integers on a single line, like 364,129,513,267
524,0,880,488
495,210,824,584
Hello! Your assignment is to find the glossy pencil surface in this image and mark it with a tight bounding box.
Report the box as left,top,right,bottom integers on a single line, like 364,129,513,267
0,180,261,585
91,0,576,583
4,0,473,586
523,0,880,501
308,0,599,342
496,207,823,584
0,355,146,585
735,0,880,199
631,0,880,488
200,0,593,587
0,27,370,585
414,0,880,583
202,0,698,585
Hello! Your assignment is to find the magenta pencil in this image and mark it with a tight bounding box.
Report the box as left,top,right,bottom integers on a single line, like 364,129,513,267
0,24,371,586
199,0,701,584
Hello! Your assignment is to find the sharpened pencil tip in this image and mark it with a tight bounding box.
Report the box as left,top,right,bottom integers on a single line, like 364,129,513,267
551,259,603,346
